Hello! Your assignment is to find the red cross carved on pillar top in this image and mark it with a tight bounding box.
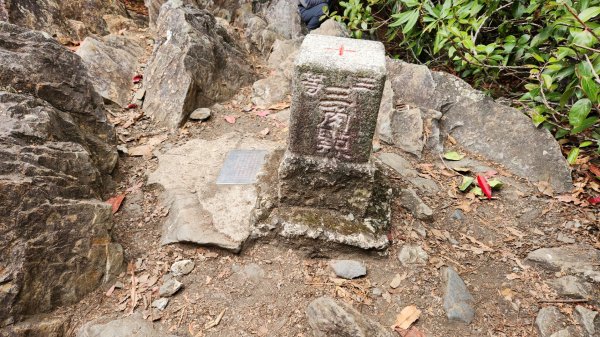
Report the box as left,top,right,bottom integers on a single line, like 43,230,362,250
324,44,357,56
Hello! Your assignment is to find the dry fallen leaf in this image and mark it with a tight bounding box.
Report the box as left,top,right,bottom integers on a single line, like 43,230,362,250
106,194,126,214
536,181,554,197
224,115,236,124
128,145,153,159
255,110,270,117
204,309,226,329
267,101,290,110
392,305,421,331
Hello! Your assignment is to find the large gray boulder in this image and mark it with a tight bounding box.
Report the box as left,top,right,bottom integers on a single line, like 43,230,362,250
145,0,244,28
0,23,120,327
306,297,395,337
77,34,146,108
263,0,303,39
382,59,573,193
143,2,255,128
0,0,128,43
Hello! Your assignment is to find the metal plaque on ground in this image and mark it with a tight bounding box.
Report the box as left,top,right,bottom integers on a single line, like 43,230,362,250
216,150,269,185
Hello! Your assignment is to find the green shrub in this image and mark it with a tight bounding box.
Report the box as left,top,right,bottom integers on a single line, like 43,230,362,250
328,0,600,160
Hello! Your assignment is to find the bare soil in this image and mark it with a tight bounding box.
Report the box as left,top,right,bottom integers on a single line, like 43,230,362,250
57,19,599,337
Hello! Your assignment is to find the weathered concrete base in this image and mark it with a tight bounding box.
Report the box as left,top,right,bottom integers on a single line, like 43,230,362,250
278,151,378,217
252,151,392,250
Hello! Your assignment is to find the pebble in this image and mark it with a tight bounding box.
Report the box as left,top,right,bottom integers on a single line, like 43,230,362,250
442,267,474,324
399,188,433,220
452,209,464,221
398,245,428,266
412,222,427,237
133,88,146,101
535,306,569,337
189,107,211,121
159,278,183,297
170,259,195,276
151,298,169,310
556,233,575,244
389,273,404,289
574,305,599,337
329,260,367,280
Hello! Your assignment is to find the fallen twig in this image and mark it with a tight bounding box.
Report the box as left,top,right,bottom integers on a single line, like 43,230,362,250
538,298,588,304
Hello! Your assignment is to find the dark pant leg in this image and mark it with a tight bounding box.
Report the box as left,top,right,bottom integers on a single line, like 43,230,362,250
301,3,327,30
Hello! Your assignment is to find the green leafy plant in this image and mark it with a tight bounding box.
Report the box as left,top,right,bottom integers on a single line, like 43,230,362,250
324,0,382,38
328,0,600,161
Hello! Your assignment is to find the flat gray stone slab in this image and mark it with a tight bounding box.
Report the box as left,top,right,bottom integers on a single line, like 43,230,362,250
216,150,269,184
148,133,281,252
330,260,367,279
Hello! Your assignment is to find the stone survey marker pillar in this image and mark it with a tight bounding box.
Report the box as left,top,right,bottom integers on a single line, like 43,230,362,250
275,34,391,249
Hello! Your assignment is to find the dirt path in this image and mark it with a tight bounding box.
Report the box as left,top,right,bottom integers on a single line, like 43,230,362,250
58,25,599,337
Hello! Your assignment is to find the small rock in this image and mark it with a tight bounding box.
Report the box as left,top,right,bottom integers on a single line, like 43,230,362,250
400,188,433,220
442,267,475,324
170,259,195,276
371,288,382,297
574,305,599,337
159,278,183,297
306,297,395,337
378,152,417,177
546,276,591,299
409,177,440,194
329,260,367,280
189,108,211,121
557,233,575,244
536,306,569,337
452,209,464,221
412,222,427,238
151,298,169,310
389,273,404,289
133,88,146,101
526,244,600,282
398,245,428,266
564,220,582,229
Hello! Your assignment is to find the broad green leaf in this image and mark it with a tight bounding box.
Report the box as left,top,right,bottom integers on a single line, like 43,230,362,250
403,9,420,34
459,176,474,192
567,147,580,164
578,6,600,22
471,186,483,196
488,179,503,189
569,98,593,127
571,30,594,47
572,116,599,134
541,74,553,89
444,151,465,161
581,77,599,101
580,141,594,147
532,111,547,127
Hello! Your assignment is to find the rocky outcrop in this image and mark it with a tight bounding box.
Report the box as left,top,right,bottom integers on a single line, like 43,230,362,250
0,0,128,43
263,0,303,39
0,23,120,326
77,34,146,107
306,297,395,337
143,2,255,128
145,0,243,28
380,59,573,193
